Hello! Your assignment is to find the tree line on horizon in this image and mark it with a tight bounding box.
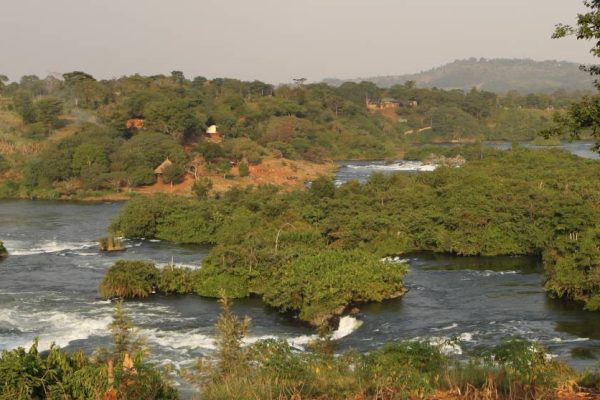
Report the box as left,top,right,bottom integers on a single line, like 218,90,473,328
0,68,591,199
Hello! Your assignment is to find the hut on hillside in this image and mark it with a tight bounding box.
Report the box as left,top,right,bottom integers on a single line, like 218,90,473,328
154,158,173,177
367,98,400,110
206,125,222,142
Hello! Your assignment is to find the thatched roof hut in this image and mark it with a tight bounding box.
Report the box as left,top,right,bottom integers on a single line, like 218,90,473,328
154,158,173,175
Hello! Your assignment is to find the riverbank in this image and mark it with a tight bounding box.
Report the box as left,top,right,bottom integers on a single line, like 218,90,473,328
0,156,337,202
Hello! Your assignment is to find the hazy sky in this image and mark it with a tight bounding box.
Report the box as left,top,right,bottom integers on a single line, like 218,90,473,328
0,0,596,84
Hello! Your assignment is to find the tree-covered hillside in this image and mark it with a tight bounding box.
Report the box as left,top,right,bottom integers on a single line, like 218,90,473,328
325,58,595,94
0,71,589,199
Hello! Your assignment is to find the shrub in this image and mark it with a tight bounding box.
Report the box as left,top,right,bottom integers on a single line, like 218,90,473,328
192,178,213,199
99,260,160,299
238,162,250,177
262,249,407,325
159,265,193,294
161,163,185,185
360,341,448,397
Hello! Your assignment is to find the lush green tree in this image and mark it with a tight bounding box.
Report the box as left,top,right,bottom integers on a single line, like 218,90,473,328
144,99,201,142
12,90,37,123
35,97,63,133
548,1,600,149
192,178,213,199
161,162,185,185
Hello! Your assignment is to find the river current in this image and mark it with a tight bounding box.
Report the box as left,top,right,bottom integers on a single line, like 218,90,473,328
1,143,599,396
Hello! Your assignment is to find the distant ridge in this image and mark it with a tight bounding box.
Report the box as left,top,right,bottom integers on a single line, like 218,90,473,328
323,58,595,94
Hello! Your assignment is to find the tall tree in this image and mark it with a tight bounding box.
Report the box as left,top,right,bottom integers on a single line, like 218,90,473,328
548,1,600,150
36,97,63,133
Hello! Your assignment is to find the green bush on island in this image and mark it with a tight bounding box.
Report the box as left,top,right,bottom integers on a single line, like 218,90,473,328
0,241,7,257
544,227,600,311
159,264,194,295
99,260,160,299
262,250,407,325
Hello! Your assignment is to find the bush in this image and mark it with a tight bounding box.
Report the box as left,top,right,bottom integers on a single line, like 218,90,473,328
161,163,185,185
159,265,193,294
238,162,250,177
127,167,156,187
309,176,335,199
360,341,448,397
192,178,213,199
99,260,160,299
263,249,407,325
0,241,7,257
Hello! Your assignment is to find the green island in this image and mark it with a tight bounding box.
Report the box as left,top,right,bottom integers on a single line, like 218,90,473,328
106,146,600,322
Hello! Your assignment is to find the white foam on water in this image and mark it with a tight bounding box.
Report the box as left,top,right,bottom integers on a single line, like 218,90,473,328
0,308,112,351
156,263,201,271
346,161,438,172
140,328,216,351
3,239,96,256
473,270,519,277
431,323,459,332
550,337,589,343
458,332,476,342
425,337,463,356
288,334,318,349
244,317,363,351
332,316,363,340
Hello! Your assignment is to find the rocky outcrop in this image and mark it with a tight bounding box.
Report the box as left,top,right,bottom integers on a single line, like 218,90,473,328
98,236,124,252
423,154,466,168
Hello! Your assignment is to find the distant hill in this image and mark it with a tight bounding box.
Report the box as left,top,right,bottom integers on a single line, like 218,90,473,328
324,58,596,93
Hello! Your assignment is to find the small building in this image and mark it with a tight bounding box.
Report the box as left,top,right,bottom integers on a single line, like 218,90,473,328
205,125,222,142
367,98,400,110
154,158,173,176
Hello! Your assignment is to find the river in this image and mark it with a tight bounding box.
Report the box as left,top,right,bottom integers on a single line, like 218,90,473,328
335,140,598,184
1,201,599,368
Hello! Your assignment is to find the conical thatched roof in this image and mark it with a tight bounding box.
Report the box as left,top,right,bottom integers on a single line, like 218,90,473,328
154,158,173,174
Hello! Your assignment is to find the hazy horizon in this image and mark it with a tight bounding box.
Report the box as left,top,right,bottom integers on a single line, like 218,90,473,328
0,0,597,84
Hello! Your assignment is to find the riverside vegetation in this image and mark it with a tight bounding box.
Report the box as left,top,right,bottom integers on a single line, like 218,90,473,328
3,295,598,400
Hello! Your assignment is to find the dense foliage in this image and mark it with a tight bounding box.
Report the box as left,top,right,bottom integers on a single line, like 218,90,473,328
0,68,588,199
99,260,160,299
110,147,600,314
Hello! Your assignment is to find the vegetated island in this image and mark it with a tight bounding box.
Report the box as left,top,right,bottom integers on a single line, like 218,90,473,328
102,146,600,327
